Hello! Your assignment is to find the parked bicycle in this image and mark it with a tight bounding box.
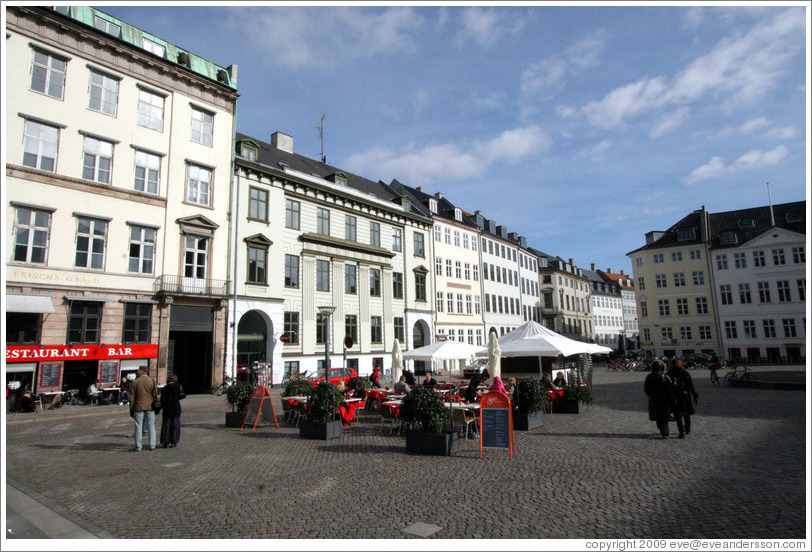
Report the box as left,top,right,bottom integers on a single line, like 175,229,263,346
211,373,236,396
724,362,752,387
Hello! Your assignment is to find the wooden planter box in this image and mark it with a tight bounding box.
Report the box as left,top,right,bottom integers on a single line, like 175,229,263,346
513,409,544,430
225,412,245,428
299,420,343,440
561,399,589,414
405,431,460,456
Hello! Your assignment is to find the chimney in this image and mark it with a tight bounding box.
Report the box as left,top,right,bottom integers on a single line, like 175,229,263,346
607,268,612,273
416,186,424,193
271,132,293,154
620,270,625,276
568,258,574,266
434,192,443,199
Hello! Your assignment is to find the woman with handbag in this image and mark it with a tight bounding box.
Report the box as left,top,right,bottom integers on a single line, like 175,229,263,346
160,373,186,448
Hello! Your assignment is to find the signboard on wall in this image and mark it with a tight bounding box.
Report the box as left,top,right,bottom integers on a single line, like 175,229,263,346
38,362,63,390
6,344,158,363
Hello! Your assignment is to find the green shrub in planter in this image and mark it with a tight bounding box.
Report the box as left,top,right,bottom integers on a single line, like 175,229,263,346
400,386,447,434
226,381,254,413
346,376,370,391
514,378,550,415
307,383,345,423
283,379,312,399
402,370,416,387
563,384,593,405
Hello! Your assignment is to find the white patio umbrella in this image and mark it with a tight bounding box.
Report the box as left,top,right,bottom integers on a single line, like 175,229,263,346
391,339,404,384
488,331,502,379
401,339,484,362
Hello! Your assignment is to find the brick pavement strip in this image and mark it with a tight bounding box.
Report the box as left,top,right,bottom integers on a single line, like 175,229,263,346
3,366,807,541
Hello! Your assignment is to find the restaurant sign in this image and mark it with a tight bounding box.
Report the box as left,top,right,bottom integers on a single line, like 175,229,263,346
6,344,159,363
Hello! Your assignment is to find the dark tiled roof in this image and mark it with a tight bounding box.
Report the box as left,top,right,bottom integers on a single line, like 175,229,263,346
387,181,480,229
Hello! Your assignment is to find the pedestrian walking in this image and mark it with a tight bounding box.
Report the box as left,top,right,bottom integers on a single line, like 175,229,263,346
643,359,674,439
160,373,185,448
370,366,382,388
666,358,699,438
129,366,158,451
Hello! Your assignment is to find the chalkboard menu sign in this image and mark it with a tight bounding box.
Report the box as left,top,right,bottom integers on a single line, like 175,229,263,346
99,361,118,385
241,387,279,431
39,362,62,390
481,408,511,449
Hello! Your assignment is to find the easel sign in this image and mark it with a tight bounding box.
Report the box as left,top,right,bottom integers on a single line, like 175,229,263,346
241,386,279,431
479,391,514,459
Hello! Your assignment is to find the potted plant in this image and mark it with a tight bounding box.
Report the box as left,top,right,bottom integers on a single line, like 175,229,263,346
399,386,459,456
283,379,312,399
561,384,593,414
225,381,253,427
299,383,344,440
346,376,370,391
512,378,549,430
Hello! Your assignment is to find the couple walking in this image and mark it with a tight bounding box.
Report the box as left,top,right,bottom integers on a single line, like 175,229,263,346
644,358,699,439
129,367,185,450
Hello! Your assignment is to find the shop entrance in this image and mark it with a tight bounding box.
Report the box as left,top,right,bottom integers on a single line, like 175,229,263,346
169,305,214,394
63,360,100,398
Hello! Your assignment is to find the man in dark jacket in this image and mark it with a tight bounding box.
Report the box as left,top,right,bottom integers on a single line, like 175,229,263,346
666,358,699,438
160,373,185,448
644,360,674,439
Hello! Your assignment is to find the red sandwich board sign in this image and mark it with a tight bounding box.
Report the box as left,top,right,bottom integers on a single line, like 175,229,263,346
241,386,279,431
479,391,514,459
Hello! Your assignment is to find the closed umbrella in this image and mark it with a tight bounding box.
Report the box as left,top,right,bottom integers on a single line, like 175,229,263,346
488,331,502,379
391,339,403,385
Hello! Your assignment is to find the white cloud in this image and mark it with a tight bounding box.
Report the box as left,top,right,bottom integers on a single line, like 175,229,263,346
764,125,796,139
454,7,525,49
583,9,804,128
581,140,612,162
343,126,550,185
225,7,422,68
650,108,691,138
684,145,789,185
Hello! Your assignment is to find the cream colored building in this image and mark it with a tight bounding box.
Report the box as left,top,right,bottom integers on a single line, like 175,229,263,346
4,6,237,393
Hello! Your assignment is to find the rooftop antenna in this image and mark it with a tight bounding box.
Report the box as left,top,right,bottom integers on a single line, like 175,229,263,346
767,182,775,226
315,114,326,164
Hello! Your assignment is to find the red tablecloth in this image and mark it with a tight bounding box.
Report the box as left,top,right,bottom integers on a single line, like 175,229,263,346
337,401,363,426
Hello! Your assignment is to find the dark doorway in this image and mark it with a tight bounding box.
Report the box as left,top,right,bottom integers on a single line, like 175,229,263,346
63,360,99,397
168,331,212,394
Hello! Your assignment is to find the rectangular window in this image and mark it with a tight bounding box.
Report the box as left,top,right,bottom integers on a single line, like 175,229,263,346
344,264,357,294
6,312,42,345
690,249,702,260
183,235,208,279
699,326,711,340
317,208,330,235
772,249,786,265
475,296,481,314
22,120,60,172
757,282,771,303
725,321,737,339
437,291,444,312
186,164,211,205
392,228,402,252
658,299,670,316
680,326,692,340
370,316,382,344
739,283,752,304
370,268,381,297
692,271,705,286
415,273,426,301
446,259,452,278
457,295,463,313
316,313,327,344
128,225,155,274
473,265,479,281
695,297,708,314
247,245,267,284
30,49,66,99
445,228,451,244
638,277,645,290
142,37,165,57
345,215,357,241
74,217,107,269
447,292,454,313
248,187,268,221
316,260,330,291
122,303,151,343
782,318,797,338
640,301,648,317
435,226,442,242
284,255,299,288
345,315,358,343
676,298,688,315
734,252,747,269
763,319,776,338
661,327,673,340
191,107,213,146
716,255,728,270
284,361,299,377
753,251,766,267
720,284,732,305
285,199,300,229
133,150,160,194
435,257,443,276
743,320,757,339
82,136,113,184
463,234,469,249
68,301,102,343
653,253,664,263
777,280,791,302
466,294,472,315
643,328,651,341
137,89,165,131
671,252,682,262
370,222,381,247
393,272,404,299
94,16,120,36
464,263,471,280
283,312,299,344
455,261,462,279
414,232,425,256
674,272,686,287
792,246,805,264
87,70,119,116
394,317,405,343
454,230,460,247
655,274,667,288
13,207,51,264
484,293,491,313
797,279,806,301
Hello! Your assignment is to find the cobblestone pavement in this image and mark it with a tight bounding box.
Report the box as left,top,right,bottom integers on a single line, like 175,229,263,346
4,365,808,541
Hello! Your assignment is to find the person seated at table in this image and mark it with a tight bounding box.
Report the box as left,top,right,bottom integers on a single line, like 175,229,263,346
86,379,101,405
489,376,508,394
119,376,131,405
423,371,438,388
336,380,347,394
393,375,410,394
553,371,567,388
541,374,557,390
351,381,367,400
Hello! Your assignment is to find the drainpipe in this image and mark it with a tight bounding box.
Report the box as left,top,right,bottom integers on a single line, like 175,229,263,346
227,120,240,382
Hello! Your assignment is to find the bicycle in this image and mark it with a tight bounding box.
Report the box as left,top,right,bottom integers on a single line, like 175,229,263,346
211,374,236,396
708,362,722,386
724,362,752,387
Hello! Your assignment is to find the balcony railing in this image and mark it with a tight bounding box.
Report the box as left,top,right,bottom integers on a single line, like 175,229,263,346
153,275,231,297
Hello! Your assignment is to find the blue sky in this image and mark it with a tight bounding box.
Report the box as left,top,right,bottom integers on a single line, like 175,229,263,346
100,3,808,274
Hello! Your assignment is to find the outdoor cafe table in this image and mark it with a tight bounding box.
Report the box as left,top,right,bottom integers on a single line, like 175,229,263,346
444,402,480,410
40,391,63,409
101,387,120,403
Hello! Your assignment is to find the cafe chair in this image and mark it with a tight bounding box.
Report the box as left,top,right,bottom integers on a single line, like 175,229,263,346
378,404,401,436
67,389,80,406
33,394,44,413
452,408,477,439
281,399,293,423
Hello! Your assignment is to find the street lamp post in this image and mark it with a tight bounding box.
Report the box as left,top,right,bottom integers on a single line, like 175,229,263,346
318,306,336,423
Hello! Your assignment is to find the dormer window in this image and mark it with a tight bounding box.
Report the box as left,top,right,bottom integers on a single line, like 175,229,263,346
738,218,755,229
142,38,165,58
429,199,438,213
328,172,347,186
719,231,738,245
94,16,121,37
676,227,696,241
454,208,462,221
241,144,257,161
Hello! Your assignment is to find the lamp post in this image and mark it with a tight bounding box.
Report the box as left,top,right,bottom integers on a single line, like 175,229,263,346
318,306,336,422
